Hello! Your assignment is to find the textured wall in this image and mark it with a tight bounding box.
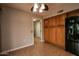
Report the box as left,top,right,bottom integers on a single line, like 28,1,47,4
1,7,34,51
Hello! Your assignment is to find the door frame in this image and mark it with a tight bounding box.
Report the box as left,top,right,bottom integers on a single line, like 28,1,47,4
32,18,44,43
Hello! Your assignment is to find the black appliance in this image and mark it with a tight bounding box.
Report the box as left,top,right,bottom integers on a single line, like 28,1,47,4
65,16,79,56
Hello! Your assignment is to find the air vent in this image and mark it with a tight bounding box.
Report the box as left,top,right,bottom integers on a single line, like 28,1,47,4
57,9,63,13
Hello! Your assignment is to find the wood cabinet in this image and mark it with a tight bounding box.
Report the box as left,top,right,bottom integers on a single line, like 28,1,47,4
55,14,66,26
56,26,65,49
50,27,56,45
49,17,56,27
44,28,50,43
44,20,50,43
44,14,66,49
44,20,49,28
49,17,57,45
55,14,66,49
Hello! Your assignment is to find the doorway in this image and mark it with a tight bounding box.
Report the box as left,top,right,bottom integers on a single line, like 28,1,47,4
34,20,41,38
34,20,41,44
32,18,44,44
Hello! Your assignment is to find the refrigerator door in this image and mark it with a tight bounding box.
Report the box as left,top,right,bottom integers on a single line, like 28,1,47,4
66,17,75,41
75,17,79,42
65,16,79,55
74,42,79,55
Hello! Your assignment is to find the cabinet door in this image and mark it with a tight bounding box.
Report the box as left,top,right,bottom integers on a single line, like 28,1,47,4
50,27,56,45
56,26,65,49
56,14,66,26
49,17,56,27
44,28,50,43
44,20,50,43
44,20,49,28
74,42,78,55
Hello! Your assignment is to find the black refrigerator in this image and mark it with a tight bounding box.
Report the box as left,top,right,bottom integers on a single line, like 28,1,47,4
65,16,79,56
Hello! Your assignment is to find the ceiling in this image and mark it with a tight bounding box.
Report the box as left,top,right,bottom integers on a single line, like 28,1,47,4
1,3,79,19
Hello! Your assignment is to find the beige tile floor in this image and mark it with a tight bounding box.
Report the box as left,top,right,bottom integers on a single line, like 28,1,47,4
8,38,75,56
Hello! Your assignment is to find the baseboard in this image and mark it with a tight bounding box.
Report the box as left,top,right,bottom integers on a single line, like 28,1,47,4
0,43,34,54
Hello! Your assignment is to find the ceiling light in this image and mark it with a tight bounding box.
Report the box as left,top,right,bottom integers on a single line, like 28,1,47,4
31,3,48,13
39,9,43,13
33,19,37,21
34,3,38,9
33,8,37,12
40,4,45,9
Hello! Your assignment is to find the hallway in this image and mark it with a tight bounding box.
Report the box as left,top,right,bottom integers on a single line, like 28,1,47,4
8,38,74,56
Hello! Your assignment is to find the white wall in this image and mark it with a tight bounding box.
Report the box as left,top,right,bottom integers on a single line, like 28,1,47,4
1,7,36,52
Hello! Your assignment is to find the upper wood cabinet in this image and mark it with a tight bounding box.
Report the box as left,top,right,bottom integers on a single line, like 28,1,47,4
49,17,56,27
55,14,66,26
44,20,49,28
